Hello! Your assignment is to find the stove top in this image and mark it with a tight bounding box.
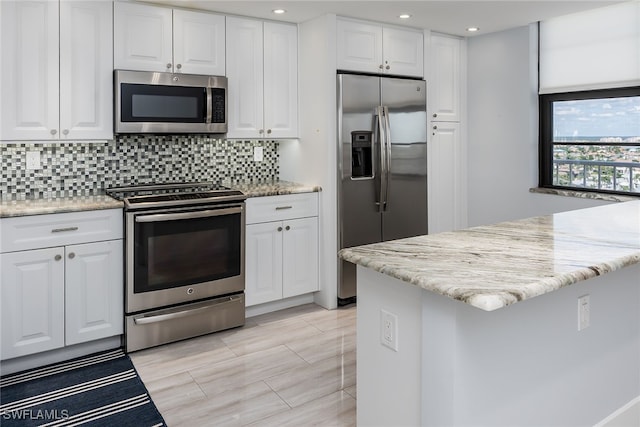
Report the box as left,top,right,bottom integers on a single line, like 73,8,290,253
106,182,246,210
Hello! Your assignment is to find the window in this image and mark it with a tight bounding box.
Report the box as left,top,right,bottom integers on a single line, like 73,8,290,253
539,87,640,195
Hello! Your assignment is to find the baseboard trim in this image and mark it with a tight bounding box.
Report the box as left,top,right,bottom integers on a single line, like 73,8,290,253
0,336,122,375
246,294,315,318
595,396,640,427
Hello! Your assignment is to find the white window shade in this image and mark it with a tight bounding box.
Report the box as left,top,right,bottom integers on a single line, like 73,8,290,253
539,0,640,94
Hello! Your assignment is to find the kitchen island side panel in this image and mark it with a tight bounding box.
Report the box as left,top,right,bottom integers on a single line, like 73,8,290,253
356,264,640,426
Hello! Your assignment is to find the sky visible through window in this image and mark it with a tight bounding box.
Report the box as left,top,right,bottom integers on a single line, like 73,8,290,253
553,96,640,141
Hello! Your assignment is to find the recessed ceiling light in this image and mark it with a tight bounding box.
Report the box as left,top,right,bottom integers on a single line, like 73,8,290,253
466,27,480,32
399,14,412,19
272,9,286,15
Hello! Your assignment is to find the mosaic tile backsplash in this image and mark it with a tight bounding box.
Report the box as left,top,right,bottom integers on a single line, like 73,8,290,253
0,135,279,201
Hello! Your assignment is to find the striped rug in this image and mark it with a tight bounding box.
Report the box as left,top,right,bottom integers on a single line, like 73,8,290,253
0,349,165,427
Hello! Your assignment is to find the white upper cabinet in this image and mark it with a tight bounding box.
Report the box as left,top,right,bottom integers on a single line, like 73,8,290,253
60,1,113,140
114,2,225,75
173,9,226,75
429,34,462,122
337,17,423,78
0,1,112,141
114,2,172,73
226,17,298,139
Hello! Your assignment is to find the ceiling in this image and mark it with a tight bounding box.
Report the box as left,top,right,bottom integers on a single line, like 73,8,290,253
141,0,627,37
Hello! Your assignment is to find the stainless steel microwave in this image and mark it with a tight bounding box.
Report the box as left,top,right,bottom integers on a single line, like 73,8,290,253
114,70,227,134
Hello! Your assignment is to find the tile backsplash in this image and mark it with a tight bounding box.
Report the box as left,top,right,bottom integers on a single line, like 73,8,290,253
0,135,278,201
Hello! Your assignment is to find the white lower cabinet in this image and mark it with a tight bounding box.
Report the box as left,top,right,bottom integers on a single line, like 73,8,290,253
245,194,319,306
0,210,123,360
428,122,465,233
1,248,65,358
64,241,123,346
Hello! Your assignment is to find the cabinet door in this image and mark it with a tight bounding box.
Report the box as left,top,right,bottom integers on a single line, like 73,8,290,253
336,18,383,74
282,217,318,298
226,17,264,139
263,22,298,139
65,240,124,345
428,122,465,233
429,34,461,122
1,248,65,360
245,222,283,306
114,2,172,73
59,1,113,140
173,9,225,75
383,27,424,78
0,1,59,141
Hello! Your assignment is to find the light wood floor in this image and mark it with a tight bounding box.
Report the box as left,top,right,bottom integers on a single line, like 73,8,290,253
130,303,357,426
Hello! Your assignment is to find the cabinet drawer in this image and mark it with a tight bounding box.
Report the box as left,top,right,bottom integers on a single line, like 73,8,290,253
246,193,318,224
1,209,123,253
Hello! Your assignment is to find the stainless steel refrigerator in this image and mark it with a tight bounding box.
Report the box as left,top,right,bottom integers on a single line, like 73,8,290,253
337,73,428,304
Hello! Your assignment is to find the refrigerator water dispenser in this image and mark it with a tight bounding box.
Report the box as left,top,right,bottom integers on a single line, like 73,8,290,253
351,131,373,178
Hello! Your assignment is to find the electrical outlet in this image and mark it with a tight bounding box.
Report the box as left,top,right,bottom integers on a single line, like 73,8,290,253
380,309,398,351
578,294,590,331
26,151,41,170
253,146,264,162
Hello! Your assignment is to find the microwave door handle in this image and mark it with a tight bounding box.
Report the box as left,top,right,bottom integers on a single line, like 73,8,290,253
206,87,213,124
135,207,242,223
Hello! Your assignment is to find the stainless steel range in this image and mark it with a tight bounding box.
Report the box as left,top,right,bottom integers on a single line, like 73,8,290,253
107,182,246,352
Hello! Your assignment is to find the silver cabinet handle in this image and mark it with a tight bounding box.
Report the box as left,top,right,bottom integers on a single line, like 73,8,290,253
433,125,438,130
166,63,172,69
52,227,78,233
50,129,57,135
285,225,290,231
379,64,384,69
266,129,272,135
54,254,62,261
277,226,283,232
68,252,75,259
259,129,264,135
275,206,292,210
176,63,182,69
433,113,438,118
62,129,69,135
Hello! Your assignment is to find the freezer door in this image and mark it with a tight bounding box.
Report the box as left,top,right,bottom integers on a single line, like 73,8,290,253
338,74,383,249
381,77,428,241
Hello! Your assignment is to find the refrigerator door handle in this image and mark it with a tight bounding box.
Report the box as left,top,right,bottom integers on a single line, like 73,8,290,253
376,106,387,213
383,106,391,211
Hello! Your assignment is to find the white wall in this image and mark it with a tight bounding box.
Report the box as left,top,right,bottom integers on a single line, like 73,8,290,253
466,25,612,227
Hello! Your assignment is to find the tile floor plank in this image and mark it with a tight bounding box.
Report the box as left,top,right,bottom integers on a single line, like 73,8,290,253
130,303,357,426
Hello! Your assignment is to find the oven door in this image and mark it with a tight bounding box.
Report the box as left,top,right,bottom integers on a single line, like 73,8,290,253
126,203,245,313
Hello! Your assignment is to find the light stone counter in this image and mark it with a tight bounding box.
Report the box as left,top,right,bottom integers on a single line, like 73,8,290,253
0,195,124,218
339,200,640,311
225,180,321,197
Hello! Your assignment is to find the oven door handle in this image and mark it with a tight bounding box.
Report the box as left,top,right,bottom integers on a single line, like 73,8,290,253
133,295,243,325
135,206,242,223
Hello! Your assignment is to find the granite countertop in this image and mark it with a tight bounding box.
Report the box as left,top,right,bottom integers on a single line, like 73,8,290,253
225,180,322,197
0,195,124,218
0,181,320,218
339,200,640,312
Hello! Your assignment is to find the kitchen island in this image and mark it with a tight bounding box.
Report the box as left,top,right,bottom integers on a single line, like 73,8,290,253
339,200,640,426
